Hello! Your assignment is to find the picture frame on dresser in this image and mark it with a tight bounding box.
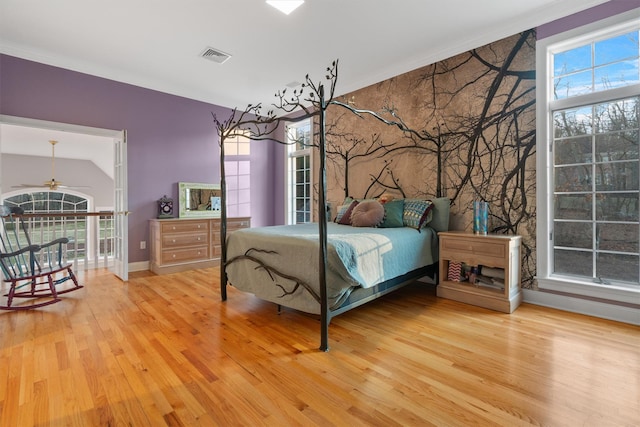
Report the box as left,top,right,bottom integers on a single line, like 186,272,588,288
178,182,222,218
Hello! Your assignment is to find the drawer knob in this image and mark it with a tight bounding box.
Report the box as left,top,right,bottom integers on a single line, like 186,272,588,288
172,254,176,258
172,239,176,243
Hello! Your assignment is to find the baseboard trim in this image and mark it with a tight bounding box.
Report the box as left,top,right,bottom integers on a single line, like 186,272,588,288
522,289,640,325
129,261,150,272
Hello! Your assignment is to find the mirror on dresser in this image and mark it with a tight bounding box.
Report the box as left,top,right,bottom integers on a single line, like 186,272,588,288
178,182,221,218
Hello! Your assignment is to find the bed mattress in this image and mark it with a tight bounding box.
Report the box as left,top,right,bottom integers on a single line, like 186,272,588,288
225,222,438,314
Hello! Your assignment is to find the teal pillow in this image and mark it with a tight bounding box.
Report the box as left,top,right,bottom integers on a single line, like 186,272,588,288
403,199,434,231
379,199,405,228
429,197,451,232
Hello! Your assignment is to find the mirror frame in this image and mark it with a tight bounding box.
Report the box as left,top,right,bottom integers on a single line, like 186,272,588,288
178,182,222,218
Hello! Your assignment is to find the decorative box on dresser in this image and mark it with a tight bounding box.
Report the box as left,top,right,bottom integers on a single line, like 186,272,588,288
150,217,250,275
437,231,522,313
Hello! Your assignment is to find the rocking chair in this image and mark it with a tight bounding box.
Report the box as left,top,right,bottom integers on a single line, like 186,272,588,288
0,205,83,310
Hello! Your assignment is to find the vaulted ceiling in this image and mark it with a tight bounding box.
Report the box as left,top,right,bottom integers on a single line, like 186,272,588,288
0,0,611,110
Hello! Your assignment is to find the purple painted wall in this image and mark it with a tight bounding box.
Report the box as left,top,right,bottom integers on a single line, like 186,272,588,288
537,0,639,39
0,54,279,264
0,1,633,266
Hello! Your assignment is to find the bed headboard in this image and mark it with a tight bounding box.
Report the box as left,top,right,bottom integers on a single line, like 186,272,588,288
429,197,451,233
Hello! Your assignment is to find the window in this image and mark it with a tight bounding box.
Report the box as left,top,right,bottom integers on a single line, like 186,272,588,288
537,10,640,303
224,131,251,156
1,190,114,267
225,130,251,217
225,160,251,217
286,119,312,224
4,191,88,213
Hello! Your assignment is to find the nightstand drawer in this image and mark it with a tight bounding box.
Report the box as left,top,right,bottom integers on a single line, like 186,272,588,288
161,221,209,234
161,246,209,264
162,232,208,248
441,238,505,258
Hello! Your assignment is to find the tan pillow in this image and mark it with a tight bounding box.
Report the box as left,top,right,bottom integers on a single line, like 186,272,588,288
350,200,385,227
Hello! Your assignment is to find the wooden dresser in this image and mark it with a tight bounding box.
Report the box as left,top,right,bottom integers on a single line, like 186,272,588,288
149,217,250,275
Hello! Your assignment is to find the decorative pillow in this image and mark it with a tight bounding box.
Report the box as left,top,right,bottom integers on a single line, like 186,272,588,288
350,200,385,227
379,199,405,228
334,204,349,223
336,200,359,225
342,196,354,206
429,197,451,232
403,199,434,231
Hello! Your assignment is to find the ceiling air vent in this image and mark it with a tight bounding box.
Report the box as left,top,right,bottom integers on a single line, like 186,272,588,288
200,47,231,64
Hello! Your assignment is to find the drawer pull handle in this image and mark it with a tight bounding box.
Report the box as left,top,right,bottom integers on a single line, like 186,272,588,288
172,239,176,243
172,254,176,258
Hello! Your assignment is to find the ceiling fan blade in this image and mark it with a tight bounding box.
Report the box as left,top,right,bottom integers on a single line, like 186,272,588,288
12,141,92,191
12,184,48,188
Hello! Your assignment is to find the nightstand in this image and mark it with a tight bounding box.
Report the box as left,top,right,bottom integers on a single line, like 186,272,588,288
437,231,522,313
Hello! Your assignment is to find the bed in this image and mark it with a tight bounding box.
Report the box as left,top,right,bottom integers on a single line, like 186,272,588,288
215,63,451,350
223,197,450,348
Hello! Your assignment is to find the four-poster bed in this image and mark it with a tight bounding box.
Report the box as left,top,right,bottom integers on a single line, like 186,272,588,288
214,62,450,351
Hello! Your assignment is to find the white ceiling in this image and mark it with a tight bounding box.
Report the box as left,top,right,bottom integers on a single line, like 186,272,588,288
0,123,114,178
0,0,612,111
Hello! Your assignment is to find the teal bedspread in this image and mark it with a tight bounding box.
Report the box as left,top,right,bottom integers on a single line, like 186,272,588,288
225,223,438,314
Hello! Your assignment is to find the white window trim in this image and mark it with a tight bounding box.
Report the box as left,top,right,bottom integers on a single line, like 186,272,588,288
284,119,313,225
536,8,640,305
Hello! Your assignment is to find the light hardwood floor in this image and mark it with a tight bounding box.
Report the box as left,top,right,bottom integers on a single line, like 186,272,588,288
0,267,638,426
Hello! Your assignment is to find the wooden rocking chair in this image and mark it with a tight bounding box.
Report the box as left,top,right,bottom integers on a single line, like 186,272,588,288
0,205,83,310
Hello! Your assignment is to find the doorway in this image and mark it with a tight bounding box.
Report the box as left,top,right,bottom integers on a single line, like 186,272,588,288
0,115,128,281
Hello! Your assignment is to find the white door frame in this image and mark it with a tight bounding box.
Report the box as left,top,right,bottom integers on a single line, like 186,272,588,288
0,114,128,280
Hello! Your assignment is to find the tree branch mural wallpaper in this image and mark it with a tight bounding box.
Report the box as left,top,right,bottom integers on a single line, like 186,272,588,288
324,30,538,287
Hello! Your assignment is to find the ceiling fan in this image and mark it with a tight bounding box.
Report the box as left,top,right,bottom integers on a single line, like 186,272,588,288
14,140,89,191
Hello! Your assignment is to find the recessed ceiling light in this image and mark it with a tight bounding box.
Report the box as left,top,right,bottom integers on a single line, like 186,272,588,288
266,1,304,15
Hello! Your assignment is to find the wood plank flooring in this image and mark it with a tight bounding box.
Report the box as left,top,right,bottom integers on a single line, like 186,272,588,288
0,267,638,426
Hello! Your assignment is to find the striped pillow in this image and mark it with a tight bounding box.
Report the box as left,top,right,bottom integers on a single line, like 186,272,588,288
402,199,434,231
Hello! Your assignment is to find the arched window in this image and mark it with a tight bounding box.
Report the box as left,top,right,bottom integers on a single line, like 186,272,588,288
3,191,89,213
1,190,111,269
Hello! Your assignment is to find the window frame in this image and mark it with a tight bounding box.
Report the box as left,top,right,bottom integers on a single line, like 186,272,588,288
536,9,640,304
285,119,313,225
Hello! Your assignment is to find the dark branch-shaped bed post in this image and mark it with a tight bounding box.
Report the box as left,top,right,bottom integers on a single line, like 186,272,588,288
216,85,331,351
318,85,330,351
219,128,228,301
215,60,416,351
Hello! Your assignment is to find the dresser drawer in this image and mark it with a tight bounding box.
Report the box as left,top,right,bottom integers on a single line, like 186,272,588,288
162,232,208,248
212,244,222,257
161,221,209,234
150,217,251,274
212,224,248,245
441,238,505,258
228,218,251,229
161,246,209,264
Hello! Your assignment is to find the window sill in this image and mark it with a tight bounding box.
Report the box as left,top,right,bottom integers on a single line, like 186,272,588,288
537,276,639,305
